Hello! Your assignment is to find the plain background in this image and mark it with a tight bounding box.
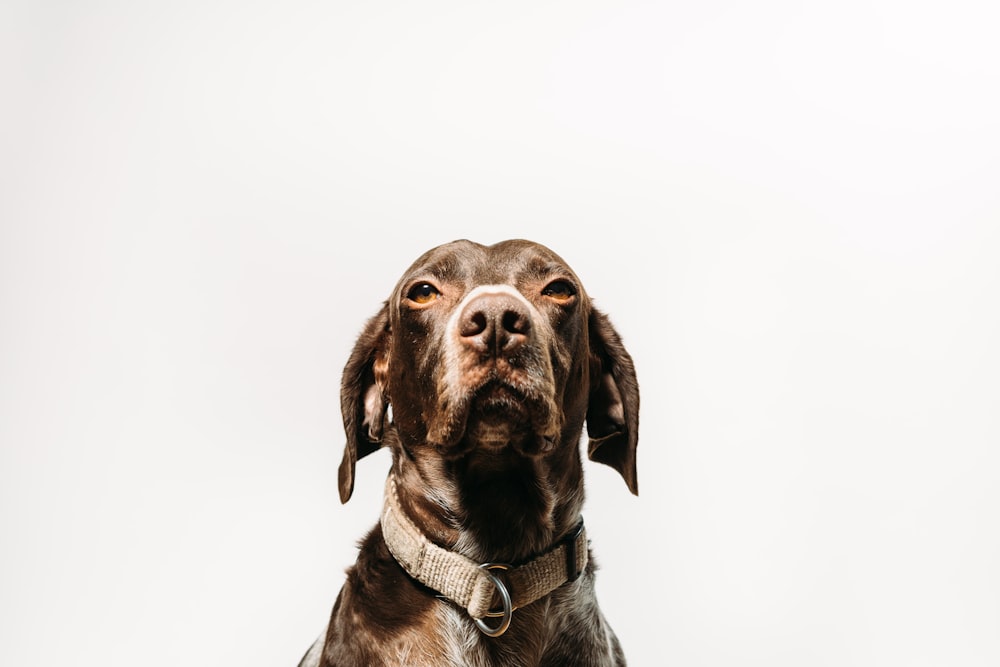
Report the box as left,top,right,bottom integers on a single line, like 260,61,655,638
2,1,998,665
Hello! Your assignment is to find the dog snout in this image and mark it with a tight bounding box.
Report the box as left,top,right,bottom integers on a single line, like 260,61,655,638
458,293,532,355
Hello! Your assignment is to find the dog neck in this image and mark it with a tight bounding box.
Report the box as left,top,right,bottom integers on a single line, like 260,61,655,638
380,472,589,637
390,443,586,565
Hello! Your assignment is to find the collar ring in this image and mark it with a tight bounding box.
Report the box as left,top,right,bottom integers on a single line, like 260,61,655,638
473,563,513,637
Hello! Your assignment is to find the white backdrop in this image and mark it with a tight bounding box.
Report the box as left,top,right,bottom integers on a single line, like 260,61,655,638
2,1,998,665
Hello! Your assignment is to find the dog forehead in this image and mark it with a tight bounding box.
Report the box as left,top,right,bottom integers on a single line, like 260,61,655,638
396,239,577,288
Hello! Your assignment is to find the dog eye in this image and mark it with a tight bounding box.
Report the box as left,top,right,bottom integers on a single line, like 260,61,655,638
542,280,576,302
407,282,440,304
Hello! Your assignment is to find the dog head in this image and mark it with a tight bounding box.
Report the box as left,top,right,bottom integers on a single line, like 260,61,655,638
337,239,639,503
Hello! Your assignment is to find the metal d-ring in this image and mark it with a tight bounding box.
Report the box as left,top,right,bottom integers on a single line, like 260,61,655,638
473,563,513,637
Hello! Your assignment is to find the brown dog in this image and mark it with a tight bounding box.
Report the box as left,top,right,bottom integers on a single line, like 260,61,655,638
299,239,639,667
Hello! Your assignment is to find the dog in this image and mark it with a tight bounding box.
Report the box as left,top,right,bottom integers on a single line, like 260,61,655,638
299,239,639,667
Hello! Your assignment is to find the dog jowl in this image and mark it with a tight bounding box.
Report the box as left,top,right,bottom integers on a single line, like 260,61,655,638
301,239,639,667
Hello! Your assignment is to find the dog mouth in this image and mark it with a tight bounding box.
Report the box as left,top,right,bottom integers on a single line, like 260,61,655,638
471,380,529,414
463,381,533,445
427,375,561,454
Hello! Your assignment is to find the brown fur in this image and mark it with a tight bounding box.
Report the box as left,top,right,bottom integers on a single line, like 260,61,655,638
301,239,639,667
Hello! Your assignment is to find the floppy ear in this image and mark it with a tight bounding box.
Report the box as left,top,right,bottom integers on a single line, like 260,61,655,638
586,309,640,495
337,304,391,503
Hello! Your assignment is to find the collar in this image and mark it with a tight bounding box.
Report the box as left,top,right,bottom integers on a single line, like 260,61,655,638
379,474,588,637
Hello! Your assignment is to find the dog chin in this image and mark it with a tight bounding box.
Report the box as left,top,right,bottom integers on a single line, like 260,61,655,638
464,419,525,449
430,407,557,458
460,415,558,457
426,381,561,454
464,393,531,436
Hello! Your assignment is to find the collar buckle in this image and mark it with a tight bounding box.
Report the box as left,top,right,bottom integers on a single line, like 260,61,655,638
561,519,586,583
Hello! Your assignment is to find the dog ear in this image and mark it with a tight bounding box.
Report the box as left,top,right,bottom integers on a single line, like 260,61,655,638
337,304,391,503
586,309,640,495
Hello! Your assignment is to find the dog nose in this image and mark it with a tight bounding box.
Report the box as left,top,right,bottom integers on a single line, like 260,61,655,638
458,293,531,355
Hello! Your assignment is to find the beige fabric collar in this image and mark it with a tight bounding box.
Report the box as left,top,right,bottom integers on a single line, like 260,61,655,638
379,474,588,636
